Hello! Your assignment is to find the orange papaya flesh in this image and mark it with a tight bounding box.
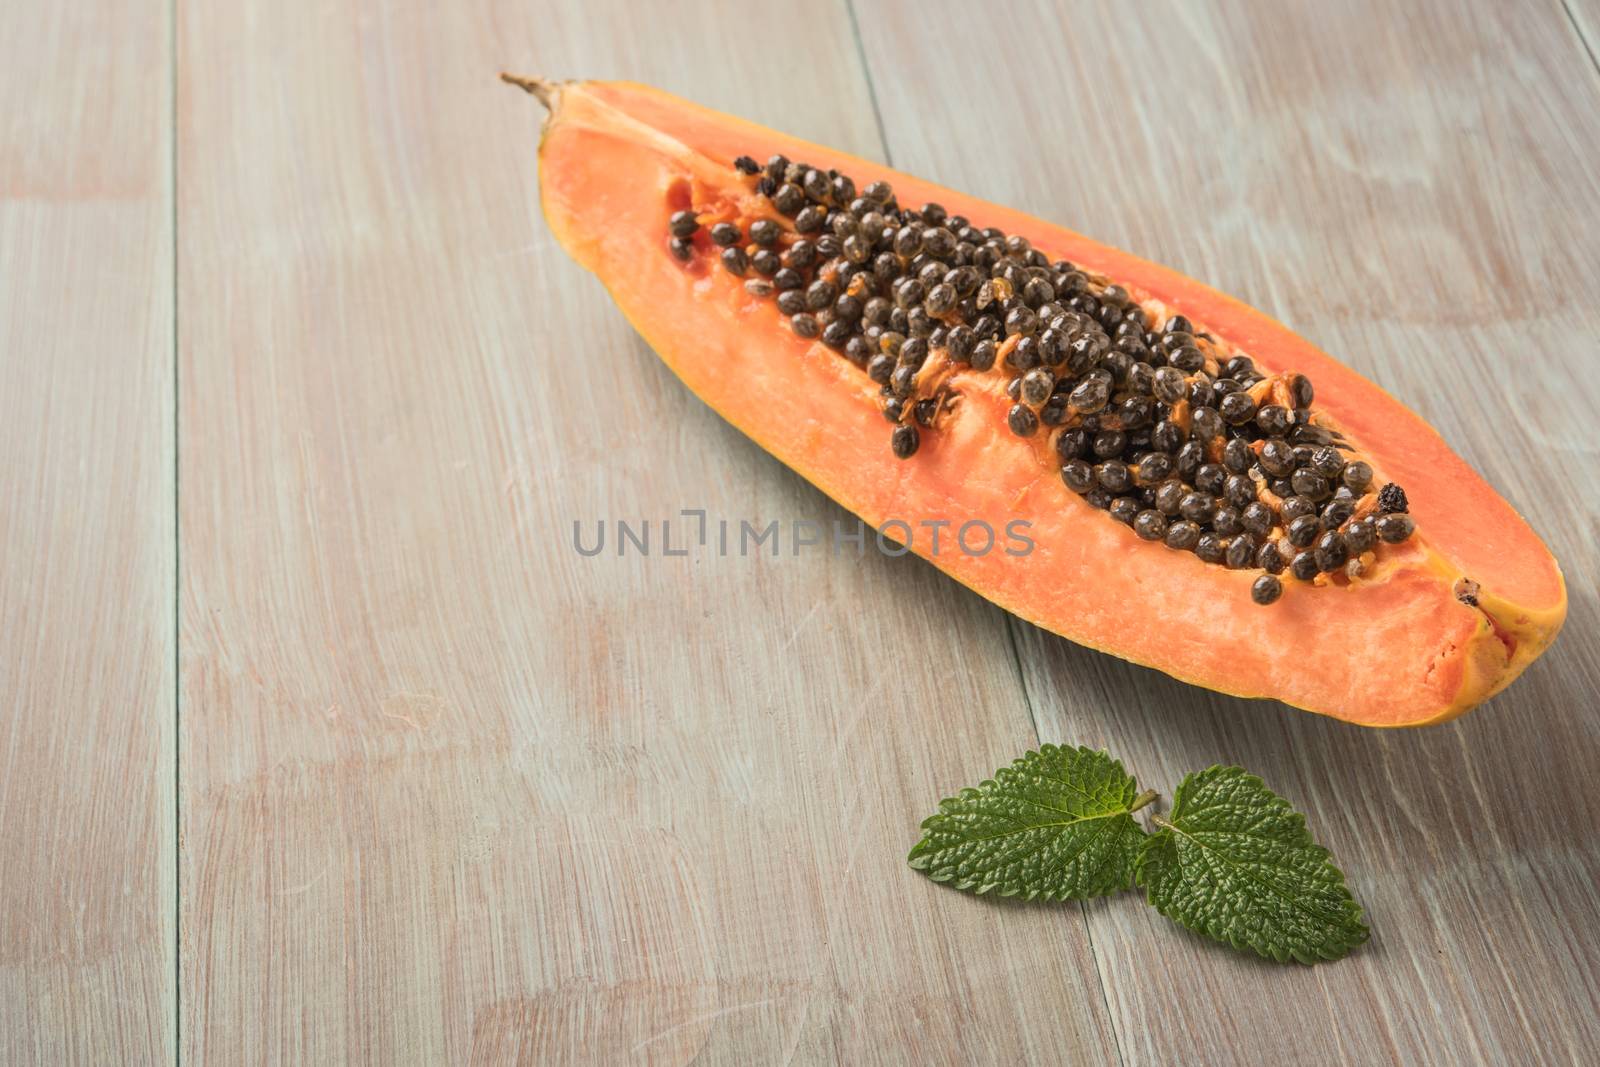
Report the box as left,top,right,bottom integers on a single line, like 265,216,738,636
515,76,1566,727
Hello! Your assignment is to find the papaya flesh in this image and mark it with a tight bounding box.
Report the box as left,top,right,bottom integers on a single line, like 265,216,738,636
512,76,1566,727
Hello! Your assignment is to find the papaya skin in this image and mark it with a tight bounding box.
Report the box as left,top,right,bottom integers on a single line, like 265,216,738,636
508,75,1567,727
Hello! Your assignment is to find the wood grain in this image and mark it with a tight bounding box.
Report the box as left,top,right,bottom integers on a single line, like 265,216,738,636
0,1,174,1064
853,0,1600,1063
176,1,1116,1062
1568,0,1600,61
5,0,1594,1061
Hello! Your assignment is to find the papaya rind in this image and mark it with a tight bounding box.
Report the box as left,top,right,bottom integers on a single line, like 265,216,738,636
528,80,1567,727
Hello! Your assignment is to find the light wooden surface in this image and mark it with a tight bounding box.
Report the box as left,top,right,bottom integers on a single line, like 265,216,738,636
176,2,1114,1064
853,3,1600,1063
4,0,1598,1063
0,2,175,1064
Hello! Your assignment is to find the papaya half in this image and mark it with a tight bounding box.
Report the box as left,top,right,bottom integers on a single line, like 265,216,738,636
506,75,1566,727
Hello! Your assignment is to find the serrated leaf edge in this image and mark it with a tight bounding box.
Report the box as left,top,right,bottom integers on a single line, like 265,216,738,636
1135,765,1370,965
907,745,1146,902
911,808,1139,902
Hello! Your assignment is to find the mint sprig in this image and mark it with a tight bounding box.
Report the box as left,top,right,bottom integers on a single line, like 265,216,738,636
907,745,1155,901
909,748,1369,965
1137,766,1369,963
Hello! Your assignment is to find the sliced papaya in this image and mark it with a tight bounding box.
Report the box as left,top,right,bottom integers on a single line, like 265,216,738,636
507,75,1566,727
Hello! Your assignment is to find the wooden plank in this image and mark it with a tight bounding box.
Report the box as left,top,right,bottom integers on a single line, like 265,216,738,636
1567,0,1600,60
176,1,1118,1061
853,0,1600,1062
0,2,175,1064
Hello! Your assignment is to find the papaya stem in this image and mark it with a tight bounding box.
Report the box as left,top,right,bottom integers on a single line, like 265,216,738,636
500,72,557,110
1130,789,1159,814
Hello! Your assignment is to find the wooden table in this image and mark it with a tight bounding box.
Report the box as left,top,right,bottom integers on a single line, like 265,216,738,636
5,1,1598,1062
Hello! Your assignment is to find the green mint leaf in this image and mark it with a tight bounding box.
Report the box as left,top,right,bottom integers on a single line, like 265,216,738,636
908,745,1151,901
1135,766,1369,964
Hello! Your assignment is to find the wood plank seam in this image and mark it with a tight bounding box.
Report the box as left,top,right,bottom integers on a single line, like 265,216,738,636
168,0,181,1061
1562,0,1600,79
848,1,1600,1062
838,5,1128,1067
